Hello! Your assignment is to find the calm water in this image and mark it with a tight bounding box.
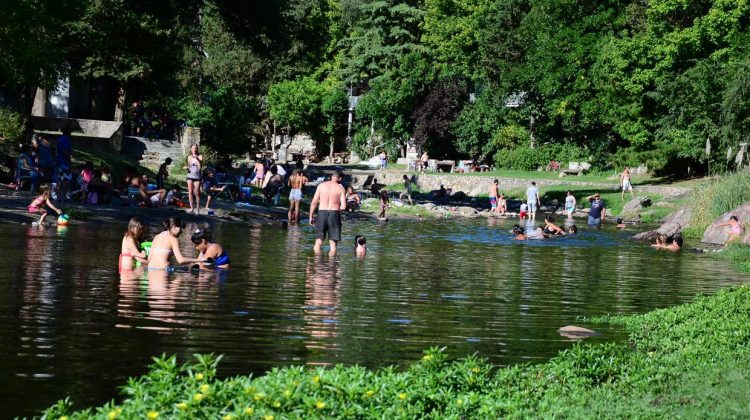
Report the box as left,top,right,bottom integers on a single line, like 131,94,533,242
1,217,747,417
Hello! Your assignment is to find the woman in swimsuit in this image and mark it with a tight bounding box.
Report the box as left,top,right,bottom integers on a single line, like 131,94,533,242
716,215,743,245
543,214,565,235
186,144,203,215
120,217,147,272
191,228,230,269
147,217,203,270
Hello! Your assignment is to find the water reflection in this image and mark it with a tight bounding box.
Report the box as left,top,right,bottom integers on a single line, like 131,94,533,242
1,218,749,417
304,255,341,365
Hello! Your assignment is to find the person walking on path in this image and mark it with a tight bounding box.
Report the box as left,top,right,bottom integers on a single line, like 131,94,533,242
186,144,203,214
526,181,540,221
587,193,606,226
309,171,346,255
489,179,500,214
620,167,635,200
400,175,413,205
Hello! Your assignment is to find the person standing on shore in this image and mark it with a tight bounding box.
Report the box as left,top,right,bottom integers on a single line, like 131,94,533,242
587,193,606,226
620,167,635,200
526,181,540,221
309,171,346,255
186,144,202,214
489,179,500,214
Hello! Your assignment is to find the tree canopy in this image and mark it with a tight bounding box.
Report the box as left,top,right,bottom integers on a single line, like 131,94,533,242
2,0,749,171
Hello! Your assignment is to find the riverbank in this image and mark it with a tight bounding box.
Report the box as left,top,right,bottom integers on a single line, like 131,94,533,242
42,285,750,418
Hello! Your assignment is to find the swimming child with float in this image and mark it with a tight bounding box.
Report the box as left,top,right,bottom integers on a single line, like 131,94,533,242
28,183,62,226
191,228,230,269
147,217,203,270
119,217,148,272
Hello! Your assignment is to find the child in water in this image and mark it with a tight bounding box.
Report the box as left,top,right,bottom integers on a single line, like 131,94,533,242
519,200,528,220
568,224,578,235
716,215,742,245
355,235,367,255
651,232,683,251
512,225,527,241
379,189,389,219
616,218,626,229
28,183,61,226
120,217,148,271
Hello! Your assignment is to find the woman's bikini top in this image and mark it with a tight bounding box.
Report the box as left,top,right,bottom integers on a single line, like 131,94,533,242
150,232,173,255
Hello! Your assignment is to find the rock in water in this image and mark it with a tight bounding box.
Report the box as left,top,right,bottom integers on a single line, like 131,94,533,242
557,325,598,339
633,206,692,242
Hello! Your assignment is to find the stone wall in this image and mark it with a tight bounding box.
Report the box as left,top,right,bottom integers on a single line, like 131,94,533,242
30,116,123,152
122,127,201,170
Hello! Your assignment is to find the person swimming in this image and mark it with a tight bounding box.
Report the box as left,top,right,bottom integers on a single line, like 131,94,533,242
512,225,527,241
147,217,203,270
354,235,367,255
543,215,565,235
651,232,683,251
616,218,626,229
568,224,578,235
191,228,230,269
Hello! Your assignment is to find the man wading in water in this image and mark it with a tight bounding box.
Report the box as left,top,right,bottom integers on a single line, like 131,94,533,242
310,171,346,255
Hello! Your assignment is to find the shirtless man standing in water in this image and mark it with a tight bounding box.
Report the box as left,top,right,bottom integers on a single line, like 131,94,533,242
287,169,308,225
310,171,346,255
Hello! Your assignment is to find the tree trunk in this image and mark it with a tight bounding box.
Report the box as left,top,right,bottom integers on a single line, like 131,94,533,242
113,85,126,122
31,87,47,117
329,136,334,162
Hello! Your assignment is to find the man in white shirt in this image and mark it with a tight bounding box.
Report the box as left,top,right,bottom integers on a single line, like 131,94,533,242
526,181,540,221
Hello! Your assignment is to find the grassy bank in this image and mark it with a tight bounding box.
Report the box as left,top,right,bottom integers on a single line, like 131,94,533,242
714,243,750,273
682,172,750,238
42,286,750,419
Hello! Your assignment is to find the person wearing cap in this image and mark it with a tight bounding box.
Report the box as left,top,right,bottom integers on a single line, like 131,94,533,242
586,193,606,226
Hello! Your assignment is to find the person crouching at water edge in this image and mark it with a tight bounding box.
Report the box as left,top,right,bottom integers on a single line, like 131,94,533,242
28,183,61,226
191,228,230,269
120,217,148,272
148,217,203,270
309,171,346,255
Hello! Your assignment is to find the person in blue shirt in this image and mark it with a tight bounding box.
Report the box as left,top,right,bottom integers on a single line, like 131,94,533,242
55,127,73,200
587,193,606,226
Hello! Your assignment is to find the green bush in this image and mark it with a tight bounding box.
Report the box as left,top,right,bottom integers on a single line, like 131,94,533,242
683,172,750,237
493,143,587,171
0,107,24,141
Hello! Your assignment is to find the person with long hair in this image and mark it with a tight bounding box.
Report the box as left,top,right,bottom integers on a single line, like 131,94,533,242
119,217,147,271
186,144,203,214
147,217,202,269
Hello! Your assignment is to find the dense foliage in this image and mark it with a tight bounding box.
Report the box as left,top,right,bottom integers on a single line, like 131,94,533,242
43,285,750,418
2,0,750,169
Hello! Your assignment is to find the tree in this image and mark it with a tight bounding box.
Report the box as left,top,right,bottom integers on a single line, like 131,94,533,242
353,52,435,157
412,76,469,157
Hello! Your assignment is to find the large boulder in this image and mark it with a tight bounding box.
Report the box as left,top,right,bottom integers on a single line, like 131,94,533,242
632,206,692,242
702,202,750,245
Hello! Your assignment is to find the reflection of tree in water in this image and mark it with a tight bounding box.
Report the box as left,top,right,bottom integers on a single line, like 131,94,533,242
303,255,341,366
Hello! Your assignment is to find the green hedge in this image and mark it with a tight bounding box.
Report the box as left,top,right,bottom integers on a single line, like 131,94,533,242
493,143,587,171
